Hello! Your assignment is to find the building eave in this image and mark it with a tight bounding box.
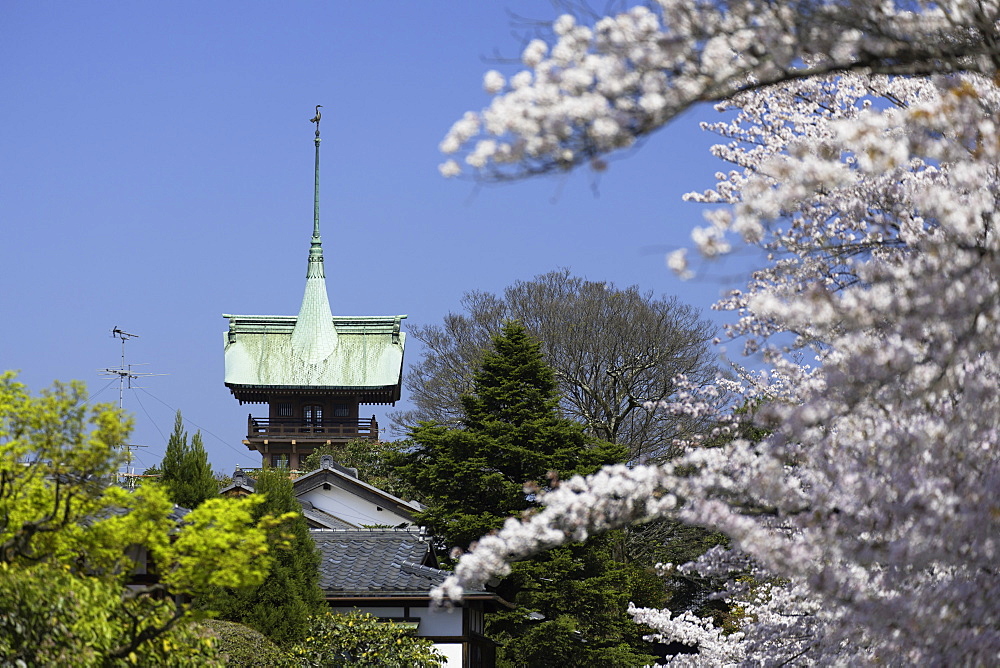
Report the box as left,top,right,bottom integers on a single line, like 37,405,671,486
323,592,515,609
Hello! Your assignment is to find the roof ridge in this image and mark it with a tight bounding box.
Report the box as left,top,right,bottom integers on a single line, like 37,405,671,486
310,526,423,534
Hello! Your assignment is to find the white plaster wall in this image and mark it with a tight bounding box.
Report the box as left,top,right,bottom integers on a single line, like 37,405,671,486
328,605,464,637
299,485,411,526
435,643,463,666
411,606,464,636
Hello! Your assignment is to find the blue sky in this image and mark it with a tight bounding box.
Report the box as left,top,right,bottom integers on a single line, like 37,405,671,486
1,2,754,473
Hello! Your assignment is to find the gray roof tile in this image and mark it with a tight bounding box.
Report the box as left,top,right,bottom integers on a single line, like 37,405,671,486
312,529,449,593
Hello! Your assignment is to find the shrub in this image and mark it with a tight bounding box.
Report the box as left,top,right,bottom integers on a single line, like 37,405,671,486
289,611,443,668
201,619,290,667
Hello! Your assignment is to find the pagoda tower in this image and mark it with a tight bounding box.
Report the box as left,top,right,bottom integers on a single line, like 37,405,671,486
222,109,406,470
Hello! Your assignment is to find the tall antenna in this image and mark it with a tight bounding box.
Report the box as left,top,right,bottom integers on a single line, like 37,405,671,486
100,327,157,486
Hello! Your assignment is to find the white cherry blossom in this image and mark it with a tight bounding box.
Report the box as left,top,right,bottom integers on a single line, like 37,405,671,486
438,3,1000,664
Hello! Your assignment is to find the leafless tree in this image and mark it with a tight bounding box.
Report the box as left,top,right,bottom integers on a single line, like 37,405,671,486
393,269,719,461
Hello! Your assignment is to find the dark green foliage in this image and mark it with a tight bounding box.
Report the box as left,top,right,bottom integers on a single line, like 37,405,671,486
160,411,219,509
400,322,625,551
201,619,290,667
197,469,326,646
625,518,731,622
396,322,660,665
637,400,770,626
215,471,233,489
134,464,161,489
489,532,663,667
300,439,413,499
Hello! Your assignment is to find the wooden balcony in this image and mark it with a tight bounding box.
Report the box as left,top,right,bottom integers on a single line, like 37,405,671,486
247,415,379,441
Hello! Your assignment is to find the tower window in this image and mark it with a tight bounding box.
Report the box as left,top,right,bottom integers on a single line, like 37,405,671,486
304,405,323,432
332,403,349,417
271,454,289,468
276,403,293,417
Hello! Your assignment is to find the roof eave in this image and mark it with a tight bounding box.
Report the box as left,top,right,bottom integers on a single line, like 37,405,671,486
323,592,513,608
226,382,402,405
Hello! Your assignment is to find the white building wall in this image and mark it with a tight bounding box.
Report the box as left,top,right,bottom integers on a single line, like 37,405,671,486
410,606,464,636
298,485,412,526
435,643,463,666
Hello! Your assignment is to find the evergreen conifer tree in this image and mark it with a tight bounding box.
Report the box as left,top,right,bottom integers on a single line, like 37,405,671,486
198,468,326,647
398,322,662,666
160,411,218,509
401,322,625,550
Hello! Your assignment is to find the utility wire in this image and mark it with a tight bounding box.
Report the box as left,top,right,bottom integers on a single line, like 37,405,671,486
82,378,118,406
127,447,152,471
132,390,167,443
135,387,257,462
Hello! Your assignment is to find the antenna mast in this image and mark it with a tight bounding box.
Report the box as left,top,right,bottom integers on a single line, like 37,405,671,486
100,327,155,485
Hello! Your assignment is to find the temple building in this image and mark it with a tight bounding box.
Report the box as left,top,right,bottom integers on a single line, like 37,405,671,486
222,112,406,471
219,113,504,667
220,456,506,667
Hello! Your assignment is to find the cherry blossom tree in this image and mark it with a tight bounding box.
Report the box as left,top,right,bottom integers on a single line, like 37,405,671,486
434,2,1000,665
439,0,1000,180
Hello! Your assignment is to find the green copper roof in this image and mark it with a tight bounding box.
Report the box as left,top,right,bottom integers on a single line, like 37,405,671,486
290,258,339,364
223,314,406,391
222,109,406,398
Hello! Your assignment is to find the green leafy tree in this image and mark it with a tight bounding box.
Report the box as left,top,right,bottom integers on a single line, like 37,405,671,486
397,323,660,666
289,611,443,668
0,371,277,666
160,411,218,509
198,467,326,646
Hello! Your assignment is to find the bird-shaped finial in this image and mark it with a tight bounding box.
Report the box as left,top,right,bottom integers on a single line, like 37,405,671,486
310,105,322,137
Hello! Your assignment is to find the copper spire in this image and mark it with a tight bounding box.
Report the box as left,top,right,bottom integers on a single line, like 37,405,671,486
291,105,338,363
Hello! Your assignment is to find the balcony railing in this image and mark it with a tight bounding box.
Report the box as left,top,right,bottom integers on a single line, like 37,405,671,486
247,415,379,441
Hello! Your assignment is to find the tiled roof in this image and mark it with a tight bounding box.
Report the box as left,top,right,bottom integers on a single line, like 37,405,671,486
219,460,420,529
218,469,256,496
96,502,190,533
313,529,450,594
299,501,356,530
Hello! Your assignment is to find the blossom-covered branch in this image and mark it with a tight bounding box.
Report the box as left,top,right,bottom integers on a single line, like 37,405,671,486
440,1,1000,180
437,3,1000,663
